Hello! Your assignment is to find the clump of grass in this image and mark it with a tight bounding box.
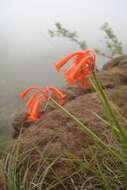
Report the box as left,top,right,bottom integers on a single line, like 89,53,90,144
0,136,13,158
1,135,89,190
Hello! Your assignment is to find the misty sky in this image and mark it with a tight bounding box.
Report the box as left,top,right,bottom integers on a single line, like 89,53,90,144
0,0,127,56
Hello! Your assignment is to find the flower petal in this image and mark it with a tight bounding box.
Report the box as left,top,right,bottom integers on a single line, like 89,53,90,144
19,85,42,98
55,51,85,71
28,98,41,121
27,92,41,114
48,85,65,104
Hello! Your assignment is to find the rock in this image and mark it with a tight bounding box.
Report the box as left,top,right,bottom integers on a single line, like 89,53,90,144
103,55,127,70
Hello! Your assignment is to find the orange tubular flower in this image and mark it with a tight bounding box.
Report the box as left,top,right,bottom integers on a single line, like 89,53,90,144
19,85,65,122
55,49,96,88
26,92,41,114
28,98,41,121
48,85,65,104
55,51,85,71
19,86,45,121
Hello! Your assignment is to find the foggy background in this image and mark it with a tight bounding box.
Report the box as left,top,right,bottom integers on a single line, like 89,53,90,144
0,0,127,134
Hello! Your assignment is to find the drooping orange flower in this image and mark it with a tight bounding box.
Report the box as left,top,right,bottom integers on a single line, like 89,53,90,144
26,92,42,114
55,51,85,71
48,85,65,104
19,85,65,122
28,97,41,121
55,49,96,88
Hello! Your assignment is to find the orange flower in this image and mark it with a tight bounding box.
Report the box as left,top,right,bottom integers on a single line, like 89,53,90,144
55,49,96,88
48,85,65,104
19,86,44,121
19,85,65,122
28,98,41,121
56,51,87,71
26,92,41,114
